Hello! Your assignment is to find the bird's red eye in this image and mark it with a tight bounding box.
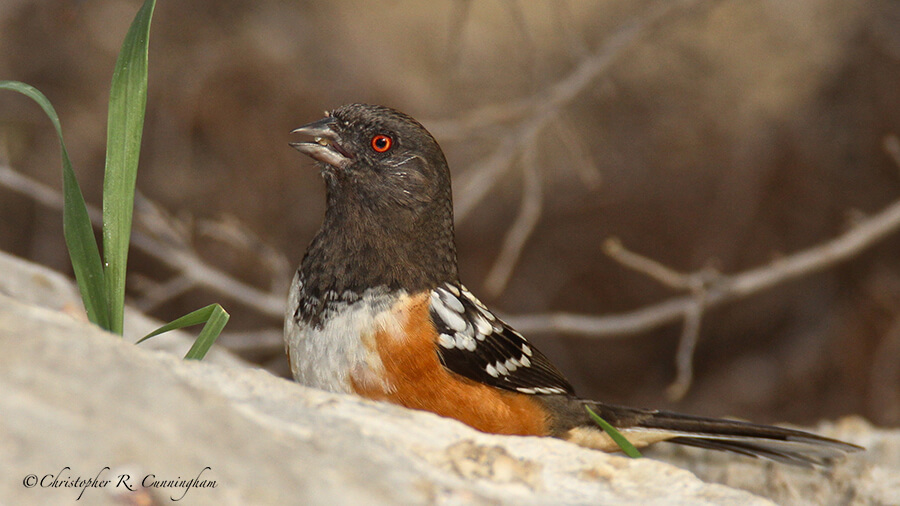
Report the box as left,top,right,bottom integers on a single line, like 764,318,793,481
371,134,392,153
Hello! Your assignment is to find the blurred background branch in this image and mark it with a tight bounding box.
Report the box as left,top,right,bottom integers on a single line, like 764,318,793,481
0,164,287,317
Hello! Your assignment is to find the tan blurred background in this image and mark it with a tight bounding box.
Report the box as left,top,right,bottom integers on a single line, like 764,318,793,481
1,0,899,427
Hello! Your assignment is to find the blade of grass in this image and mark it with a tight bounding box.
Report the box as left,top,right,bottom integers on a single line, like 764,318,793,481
0,81,111,329
585,405,643,458
102,0,157,335
136,304,230,360
184,305,230,360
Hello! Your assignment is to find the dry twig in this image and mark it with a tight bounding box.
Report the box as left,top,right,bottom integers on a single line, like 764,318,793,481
484,142,542,296
604,237,725,398
508,197,900,338
604,237,721,398
0,164,287,319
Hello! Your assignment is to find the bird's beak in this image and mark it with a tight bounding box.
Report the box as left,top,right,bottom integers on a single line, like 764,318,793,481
290,116,352,168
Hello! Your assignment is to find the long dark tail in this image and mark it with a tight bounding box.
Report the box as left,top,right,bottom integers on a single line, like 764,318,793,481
632,407,862,466
550,398,863,467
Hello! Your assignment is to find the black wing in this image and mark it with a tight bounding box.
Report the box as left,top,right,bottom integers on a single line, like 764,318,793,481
429,283,575,396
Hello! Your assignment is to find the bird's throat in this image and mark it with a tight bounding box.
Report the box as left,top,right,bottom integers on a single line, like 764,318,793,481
299,196,459,306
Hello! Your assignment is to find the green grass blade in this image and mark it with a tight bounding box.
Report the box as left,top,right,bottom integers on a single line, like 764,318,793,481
0,81,110,329
137,304,219,342
184,305,229,360
585,405,643,458
102,0,157,335
136,304,229,361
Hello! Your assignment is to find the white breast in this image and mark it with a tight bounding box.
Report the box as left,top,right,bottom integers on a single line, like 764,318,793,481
284,272,403,394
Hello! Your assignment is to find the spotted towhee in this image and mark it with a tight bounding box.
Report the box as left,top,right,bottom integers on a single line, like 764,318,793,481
285,103,861,465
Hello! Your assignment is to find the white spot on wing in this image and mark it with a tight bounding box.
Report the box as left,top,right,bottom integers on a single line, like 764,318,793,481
438,333,455,349
473,314,492,337
461,321,475,339
522,344,533,357
439,289,464,313
486,364,499,377
519,355,531,368
431,292,467,332
495,361,508,376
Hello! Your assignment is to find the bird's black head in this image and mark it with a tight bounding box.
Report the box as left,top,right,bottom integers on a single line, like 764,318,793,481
291,104,459,306
292,104,451,213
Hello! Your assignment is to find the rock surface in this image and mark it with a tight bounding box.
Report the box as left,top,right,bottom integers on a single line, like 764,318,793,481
0,251,895,505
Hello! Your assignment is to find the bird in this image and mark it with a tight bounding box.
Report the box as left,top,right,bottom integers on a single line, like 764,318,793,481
284,103,862,466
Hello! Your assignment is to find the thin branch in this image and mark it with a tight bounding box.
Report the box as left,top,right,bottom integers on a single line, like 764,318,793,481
484,142,542,296
130,229,285,317
197,215,291,292
451,0,698,222
0,163,101,223
551,116,602,189
0,164,286,319
423,99,534,142
216,328,284,355
133,191,191,248
603,237,695,290
453,118,543,222
132,273,194,312
507,196,900,337
666,293,706,401
604,239,723,398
